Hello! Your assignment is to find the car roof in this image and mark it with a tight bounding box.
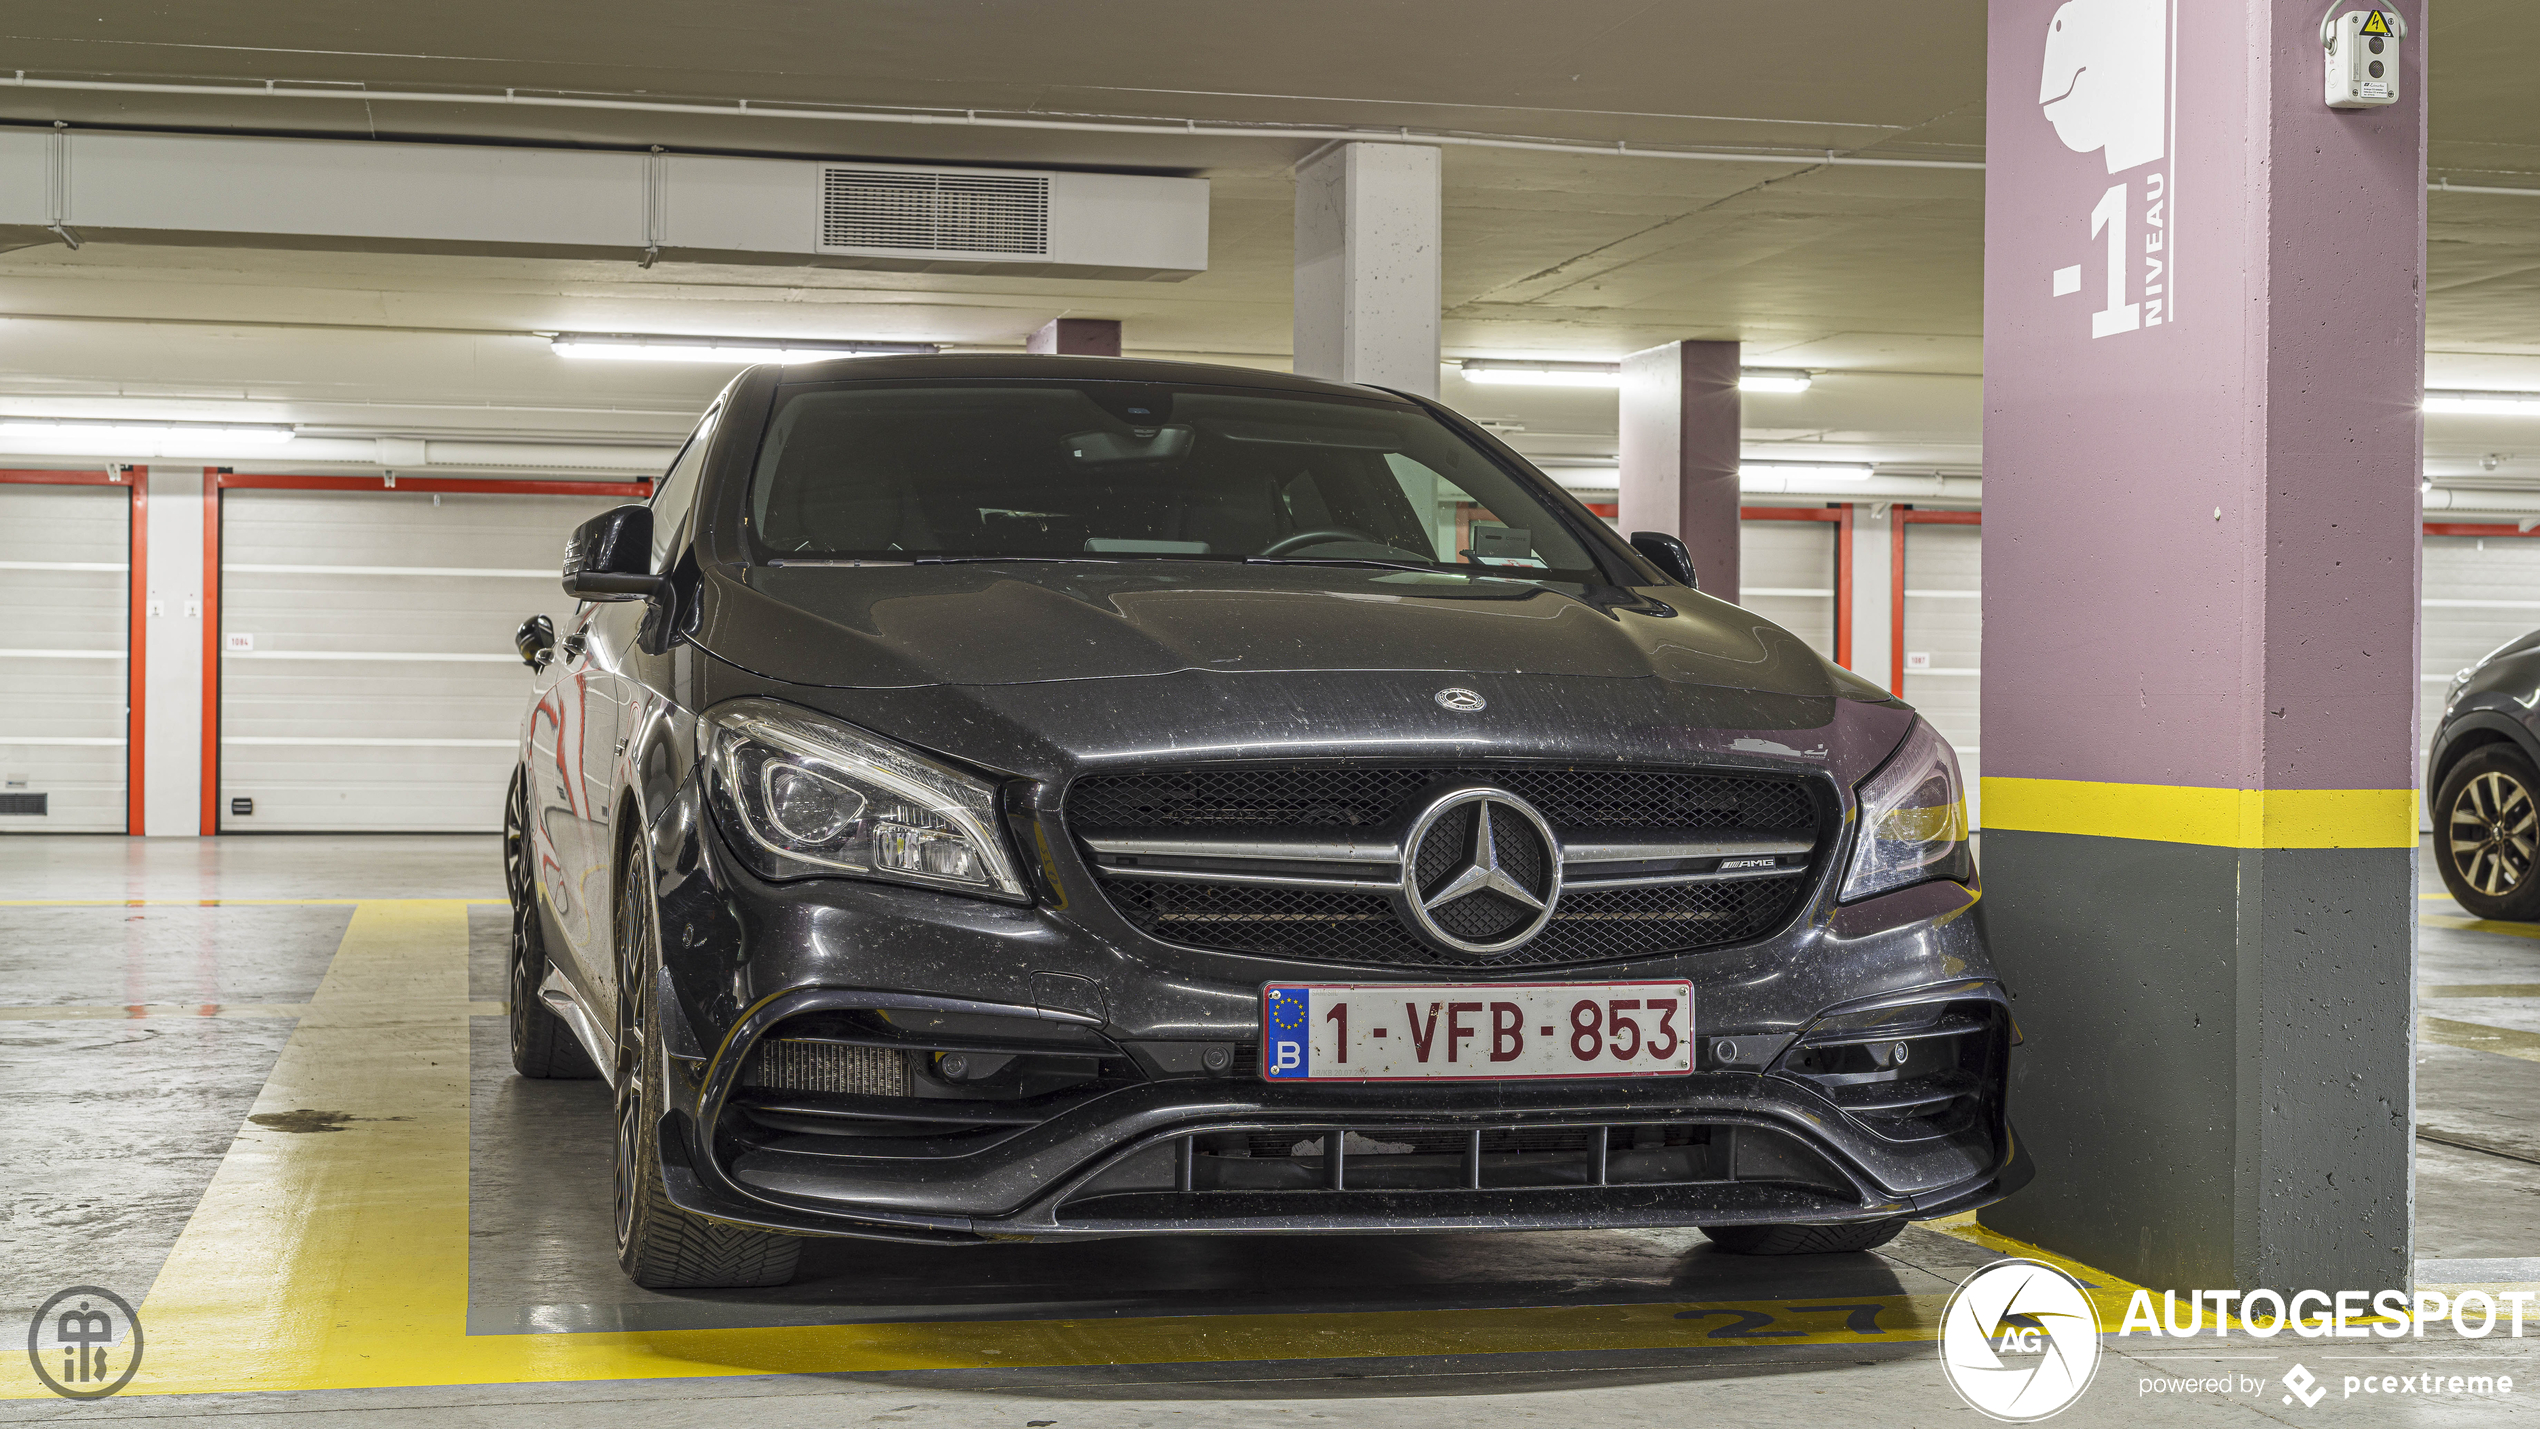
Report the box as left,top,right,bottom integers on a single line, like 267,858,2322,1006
761,352,1417,404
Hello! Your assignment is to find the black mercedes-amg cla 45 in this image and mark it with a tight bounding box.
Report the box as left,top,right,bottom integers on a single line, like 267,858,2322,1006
502,354,2024,1288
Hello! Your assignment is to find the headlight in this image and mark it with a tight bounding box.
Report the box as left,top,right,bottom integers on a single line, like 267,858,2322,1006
705,698,1027,901
1840,717,1975,902
2447,667,2474,708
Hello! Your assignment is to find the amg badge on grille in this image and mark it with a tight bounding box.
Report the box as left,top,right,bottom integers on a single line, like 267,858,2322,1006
1399,788,1561,956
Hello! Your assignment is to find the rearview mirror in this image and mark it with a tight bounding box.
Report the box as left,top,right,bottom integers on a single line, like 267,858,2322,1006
514,613,556,669
561,505,670,602
1629,530,1698,588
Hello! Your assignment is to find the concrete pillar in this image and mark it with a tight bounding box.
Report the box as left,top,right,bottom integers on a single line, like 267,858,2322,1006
138,465,205,837
1293,142,1441,398
1617,341,1742,605
1027,318,1120,357
1978,0,2425,1293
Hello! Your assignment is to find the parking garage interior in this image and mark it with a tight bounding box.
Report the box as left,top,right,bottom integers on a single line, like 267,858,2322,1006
6,2,2540,1423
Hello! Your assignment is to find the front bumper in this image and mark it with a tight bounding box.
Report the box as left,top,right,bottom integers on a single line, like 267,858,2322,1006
652,976,2024,1243
645,778,2021,1244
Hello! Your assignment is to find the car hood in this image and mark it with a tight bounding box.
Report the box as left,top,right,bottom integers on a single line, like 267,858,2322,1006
695,562,1876,702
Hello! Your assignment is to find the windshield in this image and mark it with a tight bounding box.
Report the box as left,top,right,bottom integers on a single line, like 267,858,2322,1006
744,380,1605,579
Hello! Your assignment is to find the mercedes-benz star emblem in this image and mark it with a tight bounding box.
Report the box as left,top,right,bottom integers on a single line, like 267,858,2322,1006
1398,788,1561,956
1433,687,1487,712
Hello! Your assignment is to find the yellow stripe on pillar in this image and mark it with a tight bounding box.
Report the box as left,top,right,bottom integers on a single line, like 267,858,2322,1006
1980,779,2420,850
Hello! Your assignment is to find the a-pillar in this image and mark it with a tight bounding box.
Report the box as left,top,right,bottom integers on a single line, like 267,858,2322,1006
1978,1,2424,1292
1618,341,1741,605
1293,142,1440,398
138,464,206,836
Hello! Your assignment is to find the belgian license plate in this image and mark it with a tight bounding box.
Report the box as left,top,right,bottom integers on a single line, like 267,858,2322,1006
1260,981,1693,1082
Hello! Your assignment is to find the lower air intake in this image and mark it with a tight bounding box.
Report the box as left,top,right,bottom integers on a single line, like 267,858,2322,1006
742,1040,909,1097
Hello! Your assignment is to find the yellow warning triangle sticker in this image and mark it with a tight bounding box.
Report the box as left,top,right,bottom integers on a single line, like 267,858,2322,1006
2360,10,2391,35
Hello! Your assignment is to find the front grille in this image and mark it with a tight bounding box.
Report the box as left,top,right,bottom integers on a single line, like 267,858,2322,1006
1069,766,1813,831
1103,874,1807,968
1071,764,1821,968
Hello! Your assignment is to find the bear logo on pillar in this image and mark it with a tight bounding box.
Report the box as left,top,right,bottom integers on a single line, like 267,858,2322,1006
2038,0,2169,174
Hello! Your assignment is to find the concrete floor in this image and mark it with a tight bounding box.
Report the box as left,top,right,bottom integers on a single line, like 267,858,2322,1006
4,833,2539,1425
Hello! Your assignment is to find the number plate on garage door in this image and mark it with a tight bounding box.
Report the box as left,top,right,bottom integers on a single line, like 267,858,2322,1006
1261,981,1692,1081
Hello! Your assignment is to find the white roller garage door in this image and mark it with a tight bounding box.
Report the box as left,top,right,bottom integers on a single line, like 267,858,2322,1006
0,478,131,832
2422,533,2540,821
1900,519,1982,827
217,485,629,832
1741,515,1838,663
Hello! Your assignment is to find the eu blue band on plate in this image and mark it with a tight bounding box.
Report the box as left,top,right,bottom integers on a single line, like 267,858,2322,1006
1265,985,1310,1078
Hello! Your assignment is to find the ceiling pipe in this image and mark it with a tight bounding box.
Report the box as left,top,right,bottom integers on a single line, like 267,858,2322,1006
0,74,1986,172
4,74,2532,196
2423,487,2540,518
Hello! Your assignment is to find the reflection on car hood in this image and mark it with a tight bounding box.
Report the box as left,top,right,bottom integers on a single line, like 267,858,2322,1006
693,561,1876,702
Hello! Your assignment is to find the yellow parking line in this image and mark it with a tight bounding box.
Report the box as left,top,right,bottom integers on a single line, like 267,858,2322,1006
0,898,506,906
2422,1015,2540,1064
3,898,2137,1399
2424,985,2540,999
0,1001,507,1021
2422,914,2540,939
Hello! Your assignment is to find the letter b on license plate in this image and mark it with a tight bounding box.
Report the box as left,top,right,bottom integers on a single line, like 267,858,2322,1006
1261,981,1693,1081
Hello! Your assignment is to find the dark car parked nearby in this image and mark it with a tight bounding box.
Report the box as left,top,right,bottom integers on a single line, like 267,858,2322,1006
502,354,2022,1288
2429,631,2540,919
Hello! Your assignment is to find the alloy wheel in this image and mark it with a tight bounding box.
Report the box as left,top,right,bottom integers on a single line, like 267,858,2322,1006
2450,770,2537,897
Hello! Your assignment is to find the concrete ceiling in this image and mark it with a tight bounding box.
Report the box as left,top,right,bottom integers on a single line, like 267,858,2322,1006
0,1,2532,483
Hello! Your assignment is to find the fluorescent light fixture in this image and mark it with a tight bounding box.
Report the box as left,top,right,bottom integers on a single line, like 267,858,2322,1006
1458,359,1623,388
0,419,295,444
1738,368,1813,394
2426,389,2540,417
1739,461,1875,482
551,334,940,363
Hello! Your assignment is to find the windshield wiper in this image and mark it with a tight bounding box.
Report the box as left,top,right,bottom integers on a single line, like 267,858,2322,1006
906,555,1116,565
1245,556,1512,577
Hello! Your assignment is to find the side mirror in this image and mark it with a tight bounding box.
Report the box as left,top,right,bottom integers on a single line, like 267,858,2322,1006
514,613,556,669
1629,530,1698,588
562,504,669,602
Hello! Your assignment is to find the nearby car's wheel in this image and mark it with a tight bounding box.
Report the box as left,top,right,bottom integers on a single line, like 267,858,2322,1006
2437,745,2540,922
611,846,801,1289
1698,1219,1907,1255
505,769,596,1079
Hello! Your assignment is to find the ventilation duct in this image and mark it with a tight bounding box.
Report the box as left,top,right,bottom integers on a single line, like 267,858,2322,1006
0,130,1207,280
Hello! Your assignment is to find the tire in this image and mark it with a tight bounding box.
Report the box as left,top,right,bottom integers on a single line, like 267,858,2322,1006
1699,1219,1907,1255
505,769,597,1079
2437,744,2540,922
612,843,801,1290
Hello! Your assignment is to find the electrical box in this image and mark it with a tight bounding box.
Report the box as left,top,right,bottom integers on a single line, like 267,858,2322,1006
2324,8,2402,110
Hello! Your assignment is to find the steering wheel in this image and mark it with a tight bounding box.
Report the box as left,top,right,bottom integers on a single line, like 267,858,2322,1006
1260,527,1379,557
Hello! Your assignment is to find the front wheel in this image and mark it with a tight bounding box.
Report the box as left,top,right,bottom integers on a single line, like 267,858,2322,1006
1699,1219,1906,1255
2437,745,2540,922
612,852,800,1289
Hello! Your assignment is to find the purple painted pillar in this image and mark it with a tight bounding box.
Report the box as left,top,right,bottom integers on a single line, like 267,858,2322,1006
1977,0,2425,1293
1618,341,1741,604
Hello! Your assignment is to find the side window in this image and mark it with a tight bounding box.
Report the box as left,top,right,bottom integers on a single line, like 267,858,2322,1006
647,406,720,572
